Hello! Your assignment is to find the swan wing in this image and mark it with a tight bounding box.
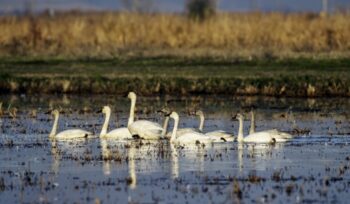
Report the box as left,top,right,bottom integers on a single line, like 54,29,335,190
177,128,198,135
243,131,274,143
265,129,293,142
175,132,213,145
55,129,93,140
104,127,133,140
205,130,234,142
166,128,198,138
128,120,163,140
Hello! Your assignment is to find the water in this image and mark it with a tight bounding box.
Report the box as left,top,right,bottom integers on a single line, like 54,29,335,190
0,94,350,203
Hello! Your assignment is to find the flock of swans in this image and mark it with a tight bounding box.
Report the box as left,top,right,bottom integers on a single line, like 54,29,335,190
49,91,294,145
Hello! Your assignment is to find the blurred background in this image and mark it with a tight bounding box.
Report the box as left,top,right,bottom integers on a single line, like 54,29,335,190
0,0,350,14
0,1,349,99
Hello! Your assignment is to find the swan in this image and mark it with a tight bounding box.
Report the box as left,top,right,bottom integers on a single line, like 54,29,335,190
127,92,164,140
158,107,200,139
164,112,200,138
196,110,235,142
100,106,133,139
194,110,235,142
49,109,93,139
249,111,293,142
169,111,214,145
236,113,275,143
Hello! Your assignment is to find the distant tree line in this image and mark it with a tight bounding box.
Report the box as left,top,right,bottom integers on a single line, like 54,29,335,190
121,0,217,20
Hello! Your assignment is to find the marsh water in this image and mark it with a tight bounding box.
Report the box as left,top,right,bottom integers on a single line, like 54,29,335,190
0,94,350,203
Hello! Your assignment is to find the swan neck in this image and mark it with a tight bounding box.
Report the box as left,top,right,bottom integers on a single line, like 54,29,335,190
49,113,59,138
100,110,111,136
238,117,244,142
170,116,179,143
128,97,136,126
162,116,170,137
249,112,255,134
198,113,204,132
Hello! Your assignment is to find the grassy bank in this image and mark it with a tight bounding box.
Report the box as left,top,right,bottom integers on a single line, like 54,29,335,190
0,12,350,59
0,57,349,97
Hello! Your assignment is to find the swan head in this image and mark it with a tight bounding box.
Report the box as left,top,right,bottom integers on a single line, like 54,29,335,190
51,109,59,115
128,92,137,100
170,112,179,121
102,106,111,114
195,110,204,117
235,113,244,120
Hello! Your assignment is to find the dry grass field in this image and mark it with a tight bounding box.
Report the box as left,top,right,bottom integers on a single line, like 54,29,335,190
0,11,349,59
0,11,349,96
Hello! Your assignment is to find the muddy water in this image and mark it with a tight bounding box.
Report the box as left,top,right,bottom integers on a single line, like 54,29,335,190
0,95,350,203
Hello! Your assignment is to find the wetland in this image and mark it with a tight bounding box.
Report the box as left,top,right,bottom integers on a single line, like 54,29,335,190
0,94,350,203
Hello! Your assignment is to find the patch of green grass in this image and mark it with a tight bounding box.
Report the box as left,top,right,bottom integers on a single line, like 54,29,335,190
0,56,348,96
0,56,349,78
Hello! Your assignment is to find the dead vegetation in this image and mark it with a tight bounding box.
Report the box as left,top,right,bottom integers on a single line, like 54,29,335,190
0,11,349,58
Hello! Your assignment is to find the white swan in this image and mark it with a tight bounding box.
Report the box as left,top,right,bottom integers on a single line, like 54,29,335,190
236,113,275,143
165,113,200,138
127,92,164,140
169,111,214,145
195,110,235,142
249,111,293,142
49,109,93,140
158,108,200,139
100,106,132,139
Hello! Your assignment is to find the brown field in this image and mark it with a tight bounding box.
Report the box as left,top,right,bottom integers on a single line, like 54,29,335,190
0,11,350,59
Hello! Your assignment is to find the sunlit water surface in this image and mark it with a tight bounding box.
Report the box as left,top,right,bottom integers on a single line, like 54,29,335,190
0,95,350,203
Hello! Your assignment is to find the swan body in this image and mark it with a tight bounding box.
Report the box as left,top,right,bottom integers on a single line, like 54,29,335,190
195,110,235,142
128,120,163,140
49,110,93,140
104,128,132,139
100,106,133,139
241,131,276,143
236,113,275,144
264,129,293,142
169,112,214,145
166,127,198,138
249,111,293,142
160,108,200,138
205,130,235,142
127,92,164,140
175,131,214,145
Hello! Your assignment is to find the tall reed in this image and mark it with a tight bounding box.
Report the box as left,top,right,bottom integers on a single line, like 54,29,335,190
0,11,349,58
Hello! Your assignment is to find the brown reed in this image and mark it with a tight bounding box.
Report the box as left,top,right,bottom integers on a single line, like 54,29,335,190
0,11,349,59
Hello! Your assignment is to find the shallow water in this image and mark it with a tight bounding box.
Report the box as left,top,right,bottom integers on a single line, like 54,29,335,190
0,94,350,203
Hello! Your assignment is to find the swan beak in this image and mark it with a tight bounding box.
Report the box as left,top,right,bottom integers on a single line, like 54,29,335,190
96,110,102,113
